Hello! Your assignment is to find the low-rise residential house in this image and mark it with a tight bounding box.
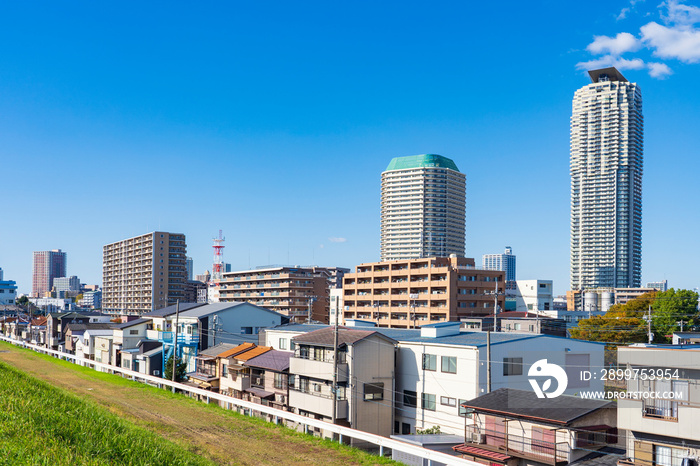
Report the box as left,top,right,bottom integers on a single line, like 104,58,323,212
498,312,567,337
93,335,114,365
65,323,115,355
453,388,618,466
144,302,286,373
120,340,164,376
76,327,116,361
46,312,113,350
617,344,700,465
289,327,397,440
243,349,292,410
221,344,273,399
188,343,238,391
112,318,153,367
671,332,700,345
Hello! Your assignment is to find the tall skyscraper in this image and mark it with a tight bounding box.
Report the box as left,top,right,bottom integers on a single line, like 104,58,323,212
380,154,466,261
570,67,643,290
186,257,194,281
483,246,516,288
102,231,187,314
32,249,67,297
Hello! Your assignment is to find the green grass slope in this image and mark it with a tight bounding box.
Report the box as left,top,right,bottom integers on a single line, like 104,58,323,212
0,360,213,466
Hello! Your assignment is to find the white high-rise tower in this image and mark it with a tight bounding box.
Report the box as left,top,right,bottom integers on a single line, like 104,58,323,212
380,154,466,261
570,67,643,290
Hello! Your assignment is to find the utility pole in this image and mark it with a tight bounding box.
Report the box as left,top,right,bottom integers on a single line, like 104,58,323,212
486,330,492,393
171,299,180,392
678,320,687,332
647,304,653,344
331,296,339,427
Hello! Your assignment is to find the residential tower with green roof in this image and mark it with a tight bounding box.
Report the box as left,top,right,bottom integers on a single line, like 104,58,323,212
380,154,466,261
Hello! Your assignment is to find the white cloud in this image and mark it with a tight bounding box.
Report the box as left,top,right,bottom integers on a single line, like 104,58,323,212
662,0,700,25
641,21,700,62
328,237,347,243
647,61,674,77
617,7,631,20
576,55,646,71
587,32,641,55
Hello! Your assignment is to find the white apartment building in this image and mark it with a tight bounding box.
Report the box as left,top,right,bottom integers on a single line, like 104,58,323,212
511,280,553,312
570,67,643,291
380,154,466,261
618,344,700,465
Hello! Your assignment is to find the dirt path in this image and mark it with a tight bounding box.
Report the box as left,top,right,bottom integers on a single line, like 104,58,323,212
0,342,393,466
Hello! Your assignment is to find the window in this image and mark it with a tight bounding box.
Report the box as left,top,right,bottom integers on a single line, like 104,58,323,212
402,422,411,435
129,329,138,335
222,364,228,377
440,396,456,407
279,338,287,350
503,357,523,376
441,356,457,374
403,390,417,408
364,382,384,401
274,373,286,389
422,393,436,411
422,354,437,371
458,399,471,417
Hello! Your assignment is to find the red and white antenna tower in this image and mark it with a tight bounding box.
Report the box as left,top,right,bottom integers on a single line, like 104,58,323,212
211,230,225,286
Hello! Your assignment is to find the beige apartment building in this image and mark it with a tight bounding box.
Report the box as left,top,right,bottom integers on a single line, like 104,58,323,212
102,231,187,314
342,256,505,328
217,266,331,323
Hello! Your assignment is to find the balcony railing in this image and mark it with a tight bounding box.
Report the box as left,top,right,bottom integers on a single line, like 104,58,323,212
159,331,199,345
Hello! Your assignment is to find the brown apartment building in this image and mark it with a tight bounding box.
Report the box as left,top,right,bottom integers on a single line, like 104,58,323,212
342,256,505,328
217,266,332,323
102,231,187,314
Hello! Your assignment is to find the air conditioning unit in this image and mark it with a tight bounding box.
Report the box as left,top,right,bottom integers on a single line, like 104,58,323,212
470,433,485,444
153,370,160,376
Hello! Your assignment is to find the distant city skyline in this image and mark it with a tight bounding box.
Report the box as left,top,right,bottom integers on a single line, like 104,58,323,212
1,1,698,295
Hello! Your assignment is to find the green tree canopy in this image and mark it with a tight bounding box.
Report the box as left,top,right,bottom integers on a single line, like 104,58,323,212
570,289,700,344
570,292,654,344
651,288,700,343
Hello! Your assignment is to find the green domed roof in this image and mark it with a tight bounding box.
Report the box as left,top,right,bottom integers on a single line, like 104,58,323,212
385,154,460,172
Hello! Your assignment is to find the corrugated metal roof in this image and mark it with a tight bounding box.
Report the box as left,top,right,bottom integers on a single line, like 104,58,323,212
461,388,613,425
142,303,205,318
218,342,256,359
198,342,238,358
114,318,150,329
234,346,272,361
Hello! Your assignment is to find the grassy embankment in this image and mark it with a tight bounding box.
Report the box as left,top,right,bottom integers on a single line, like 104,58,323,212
0,359,214,465
0,341,399,465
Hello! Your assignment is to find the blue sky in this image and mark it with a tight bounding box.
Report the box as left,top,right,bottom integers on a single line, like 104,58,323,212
1,1,699,295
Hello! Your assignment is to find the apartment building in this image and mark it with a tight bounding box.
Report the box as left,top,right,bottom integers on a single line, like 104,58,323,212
381,154,466,261
342,256,505,328
102,231,187,314
617,344,700,465
511,280,553,312
32,249,67,297
216,266,332,323
570,67,643,290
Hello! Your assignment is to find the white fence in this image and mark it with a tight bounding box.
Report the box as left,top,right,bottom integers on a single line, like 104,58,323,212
0,335,479,466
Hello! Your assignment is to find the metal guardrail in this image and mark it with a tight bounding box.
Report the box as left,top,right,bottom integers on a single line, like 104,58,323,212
0,335,479,466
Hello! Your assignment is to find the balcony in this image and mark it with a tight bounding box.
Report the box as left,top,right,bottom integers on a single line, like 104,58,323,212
290,356,348,383
288,390,348,418
159,331,199,346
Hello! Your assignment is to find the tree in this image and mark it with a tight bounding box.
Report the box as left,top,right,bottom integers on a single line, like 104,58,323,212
16,296,29,306
164,356,188,382
570,292,654,344
651,288,699,343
